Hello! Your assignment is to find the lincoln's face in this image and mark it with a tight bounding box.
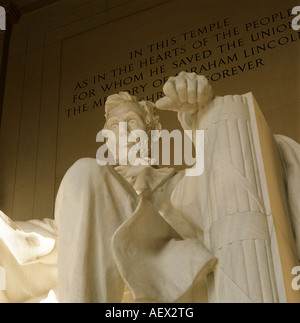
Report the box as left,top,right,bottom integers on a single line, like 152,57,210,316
106,101,147,135
105,101,149,162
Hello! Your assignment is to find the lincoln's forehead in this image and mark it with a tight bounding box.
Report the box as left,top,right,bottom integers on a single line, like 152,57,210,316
106,101,144,120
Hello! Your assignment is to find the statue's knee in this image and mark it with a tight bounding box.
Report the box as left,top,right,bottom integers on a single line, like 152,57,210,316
67,158,111,179
72,158,97,170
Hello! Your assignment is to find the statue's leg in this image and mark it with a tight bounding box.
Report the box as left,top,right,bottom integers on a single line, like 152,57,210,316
55,158,139,303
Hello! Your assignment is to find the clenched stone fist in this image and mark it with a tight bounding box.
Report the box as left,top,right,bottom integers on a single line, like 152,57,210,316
156,71,214,114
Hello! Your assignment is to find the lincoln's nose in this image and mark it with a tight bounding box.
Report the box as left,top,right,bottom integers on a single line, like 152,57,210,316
118,122,129,136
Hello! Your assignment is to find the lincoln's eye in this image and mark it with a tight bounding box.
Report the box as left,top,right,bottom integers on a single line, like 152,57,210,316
129,119,137,125
111,124,119,131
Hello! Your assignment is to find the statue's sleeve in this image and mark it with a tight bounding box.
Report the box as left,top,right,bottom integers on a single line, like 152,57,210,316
0,212,57,302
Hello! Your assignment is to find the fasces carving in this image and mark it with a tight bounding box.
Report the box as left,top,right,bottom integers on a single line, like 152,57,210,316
180,95,278,302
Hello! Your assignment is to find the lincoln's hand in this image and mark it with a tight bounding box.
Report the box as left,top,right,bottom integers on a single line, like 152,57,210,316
156,71,214,114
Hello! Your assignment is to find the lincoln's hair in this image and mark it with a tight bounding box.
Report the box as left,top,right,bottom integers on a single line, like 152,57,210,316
105,92,162,132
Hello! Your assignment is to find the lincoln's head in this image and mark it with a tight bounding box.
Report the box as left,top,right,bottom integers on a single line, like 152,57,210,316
103,92,162,164
104,92,162,134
